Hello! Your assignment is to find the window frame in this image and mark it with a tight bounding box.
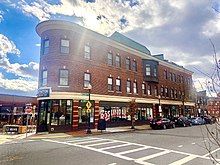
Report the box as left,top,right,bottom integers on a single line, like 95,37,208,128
142,83,146,95
126,80,131,93
108,77,113,91
133,60,137,72
59,69,69,86
126,58,131,70
116,55,121,68
60,39,70,54
107,52,113,66
42,70,47,86
42,39,49,55
84,73,91,88
84,44,91,60
146,64,151,76
116,78,121,92
133,81,138,94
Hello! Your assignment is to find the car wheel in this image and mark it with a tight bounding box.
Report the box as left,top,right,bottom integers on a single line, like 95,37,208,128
189,123,192,127
183,123,186,127
172,124,175,128
163,125,166,129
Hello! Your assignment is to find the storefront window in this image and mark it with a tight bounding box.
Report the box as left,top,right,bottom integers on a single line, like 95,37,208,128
50,100,72,126
78,100,94,124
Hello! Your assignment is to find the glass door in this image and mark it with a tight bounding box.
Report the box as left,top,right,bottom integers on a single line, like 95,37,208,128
37,100,49,132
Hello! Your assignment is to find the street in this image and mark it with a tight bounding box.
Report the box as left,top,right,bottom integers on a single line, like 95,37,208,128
0,125,219,165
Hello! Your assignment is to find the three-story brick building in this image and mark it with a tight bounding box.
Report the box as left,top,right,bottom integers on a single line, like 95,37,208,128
36,20,194,133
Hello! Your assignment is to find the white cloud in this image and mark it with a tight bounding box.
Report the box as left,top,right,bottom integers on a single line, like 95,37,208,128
35,43,40,47
0,33,39,79
0,73,38,92
0,10,3,22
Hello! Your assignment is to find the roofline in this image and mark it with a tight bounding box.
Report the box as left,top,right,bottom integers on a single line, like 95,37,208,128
36,20,193,75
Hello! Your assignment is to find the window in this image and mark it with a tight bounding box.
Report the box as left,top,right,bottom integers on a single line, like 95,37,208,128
116,78,121,92
84,73,91,88
133,60,137,71
107,53,113,66
165,87,169,97
42,39,49,55
161,86,165,97
177,75,181,83
59,69,69,86
116,55,121,67
164,70,167,79
142,83,146,95
108,77,113,91
181,76,184,83
133,82,138,94
126,80,131,93
42,70,47,86
60,39,69,54
147,84,151,95
170,89,174,98
154,86,158,96
173,74,176,82
50,100,72,126
153,66,157,77
174,90,177,98
169,72,172,81
126,58,131,70
84,45,91,59
146,64,151,76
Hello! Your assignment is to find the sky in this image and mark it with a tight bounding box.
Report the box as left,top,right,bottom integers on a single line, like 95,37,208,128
0,0,219,97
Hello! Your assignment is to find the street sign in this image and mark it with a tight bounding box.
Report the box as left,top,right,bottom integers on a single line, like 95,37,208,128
86,101,92,109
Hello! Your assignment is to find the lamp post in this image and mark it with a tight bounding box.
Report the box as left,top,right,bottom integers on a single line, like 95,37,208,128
86,84,92,134
158,95,162,117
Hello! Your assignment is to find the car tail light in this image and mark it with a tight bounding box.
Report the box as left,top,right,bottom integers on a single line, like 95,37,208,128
157,121,162,124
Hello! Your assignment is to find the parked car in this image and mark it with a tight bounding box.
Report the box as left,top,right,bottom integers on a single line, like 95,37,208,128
190,117,205,125
150,118,175,129
203,115,216,124
174,117,192,127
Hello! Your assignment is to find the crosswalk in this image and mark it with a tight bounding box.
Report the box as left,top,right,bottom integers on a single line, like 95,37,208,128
43,137,220,165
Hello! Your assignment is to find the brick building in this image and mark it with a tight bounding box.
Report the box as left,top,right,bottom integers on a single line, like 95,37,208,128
36,20,194,133
207,96,220,119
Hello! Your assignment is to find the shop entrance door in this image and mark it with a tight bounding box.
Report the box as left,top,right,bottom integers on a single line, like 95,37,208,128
37,101,49,132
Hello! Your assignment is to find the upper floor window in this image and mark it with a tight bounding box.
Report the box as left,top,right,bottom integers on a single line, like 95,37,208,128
165,87,169,97
116,78,121,92
174,89,177,98
146,64,151,76
126,58,131,70
107,53,113,66
42,39,49,55
169,72,172,81
170,89,174,98
173,74,176,82
147,84,152,95
84,73,91,88
161,86,165,97
164,70,167,79
142,83,146,95
181,76,184,83
133,82,138,94
60,39,69,54
59,69,69,86
126,80,131,93
84,45,91,60
154,85,158,96
153,66,157,77
108,77,113,91
133,60,137,71
42,70,47,86
177,75,181,83
116,55,121,67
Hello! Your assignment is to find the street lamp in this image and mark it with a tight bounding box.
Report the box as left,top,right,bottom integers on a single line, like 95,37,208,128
85,84,92,134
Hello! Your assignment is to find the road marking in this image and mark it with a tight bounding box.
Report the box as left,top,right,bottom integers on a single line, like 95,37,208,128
178,145,183,148
43,137,220,165
76,139,107,145
203,147,220,157
87,141,116,147
100,143,131,150
66,137,101,143
169,155,197,165
108,163,117,165
191,142,196,145
117,147,149,155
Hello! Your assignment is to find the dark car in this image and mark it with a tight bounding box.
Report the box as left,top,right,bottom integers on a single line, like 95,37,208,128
174,117,192,127
150,118,175,129
203,115,216,124
191,117,205,125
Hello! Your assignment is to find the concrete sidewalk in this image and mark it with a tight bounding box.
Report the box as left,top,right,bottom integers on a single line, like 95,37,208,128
0,125,151,143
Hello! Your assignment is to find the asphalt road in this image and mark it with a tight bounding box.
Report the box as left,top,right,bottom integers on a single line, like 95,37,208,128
0,124,219,165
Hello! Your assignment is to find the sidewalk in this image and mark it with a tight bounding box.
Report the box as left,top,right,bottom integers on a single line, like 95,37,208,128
0,125,151,143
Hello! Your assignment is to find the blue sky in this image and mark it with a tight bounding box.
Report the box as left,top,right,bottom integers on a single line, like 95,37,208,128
0,0,219,96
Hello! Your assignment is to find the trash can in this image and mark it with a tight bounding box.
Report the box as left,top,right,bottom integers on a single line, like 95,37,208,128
97,119,106,131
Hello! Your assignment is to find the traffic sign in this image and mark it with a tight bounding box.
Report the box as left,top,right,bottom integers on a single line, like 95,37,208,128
86,101,92,109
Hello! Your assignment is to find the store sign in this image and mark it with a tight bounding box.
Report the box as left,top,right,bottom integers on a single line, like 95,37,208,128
37,88,50,97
